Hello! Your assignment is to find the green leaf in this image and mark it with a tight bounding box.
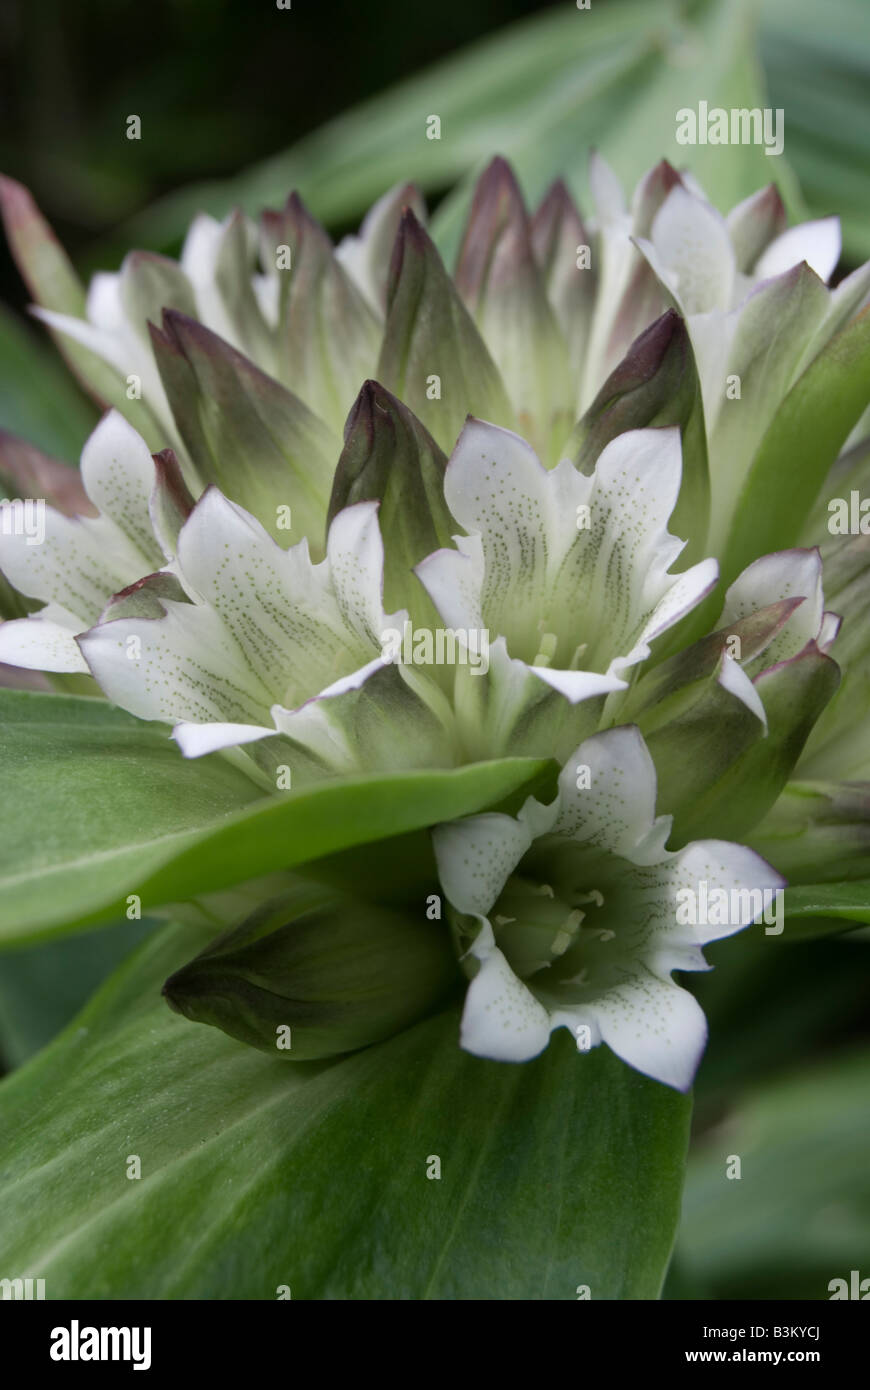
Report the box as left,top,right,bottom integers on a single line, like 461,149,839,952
673,1045,870,1298
0,918,153,1072
0,305,97,461
720,307,870,590
784,880,870,932
761,0,870,263
0,920,691,1299
0,691,262,945
0,689,555,943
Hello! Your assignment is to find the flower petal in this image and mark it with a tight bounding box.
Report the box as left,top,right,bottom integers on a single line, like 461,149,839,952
720,549,824,666
754,217,841,284
172,720,277,758
664,839,786,944
582,966,708,1091
78,598,274,728
647,185,736,314
459,920,552,1062
432,812,534,917
547,725,673,864
0,604,89,673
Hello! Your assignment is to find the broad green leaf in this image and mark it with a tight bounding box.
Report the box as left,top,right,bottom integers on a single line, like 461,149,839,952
0,918,153,1073
672,1046,870,1299
0,920,690,1299
0,691,262,944
0,689,554,943
783,881,870,931
761,0,870,263
720,307,870,591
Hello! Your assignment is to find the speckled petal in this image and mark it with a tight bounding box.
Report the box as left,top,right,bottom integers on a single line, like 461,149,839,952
459,920,552,1062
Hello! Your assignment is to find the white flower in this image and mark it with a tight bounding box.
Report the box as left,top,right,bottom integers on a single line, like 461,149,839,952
0,411,187,672
416,417,717,756
576,156,870,552
77,486,450,774
433,725,784,1089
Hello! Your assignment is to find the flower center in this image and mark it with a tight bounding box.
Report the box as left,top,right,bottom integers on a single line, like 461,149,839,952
492,873,608,979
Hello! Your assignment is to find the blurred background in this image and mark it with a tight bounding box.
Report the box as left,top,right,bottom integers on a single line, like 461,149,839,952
0,0,869,1300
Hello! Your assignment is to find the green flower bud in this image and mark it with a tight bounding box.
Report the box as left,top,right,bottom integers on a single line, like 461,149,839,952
163,885,459,1061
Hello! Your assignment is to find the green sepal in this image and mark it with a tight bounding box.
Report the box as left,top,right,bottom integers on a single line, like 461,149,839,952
328,379,454,621
377,209,514,453
150,309,336,549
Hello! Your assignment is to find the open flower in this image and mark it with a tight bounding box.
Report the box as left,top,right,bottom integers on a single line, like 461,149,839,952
77,486,451,778
0,411,190,672
433,725,784,1089
416,417,717,759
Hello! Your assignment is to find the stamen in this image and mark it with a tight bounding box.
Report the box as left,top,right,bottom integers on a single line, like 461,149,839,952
532,631,558,667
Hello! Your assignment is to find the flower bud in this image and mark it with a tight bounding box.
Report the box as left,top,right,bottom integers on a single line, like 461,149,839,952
163,886,458,1060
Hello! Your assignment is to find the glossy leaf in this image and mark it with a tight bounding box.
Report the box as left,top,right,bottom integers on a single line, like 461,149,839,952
0,919,691,1299
0,689,554,943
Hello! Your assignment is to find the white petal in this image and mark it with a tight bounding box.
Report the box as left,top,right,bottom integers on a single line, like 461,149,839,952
819,611,840,652
717,653,767,728
180,213,241,347
665,839,785,944
335,182,425,313
618,557,718,672
649,185,737,314
176,488,376,707
315,654,388,699
548,725,673,864
754,217,841,284
415,537,485,635
441,419,589,648
326,502,394,648
0,502,156,629
0,606,89,673
459,921,552,1062
588,966,708,1091
32,305,128,376
572,428,708,671
86,271,127,333
173,719,277,758
78,599,274,728
721,549,824,665
432,812,533,917
80,411,166,563
531,665,626,702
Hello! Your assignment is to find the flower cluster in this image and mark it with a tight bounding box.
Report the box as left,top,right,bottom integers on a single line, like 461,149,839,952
1,151,866,1089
